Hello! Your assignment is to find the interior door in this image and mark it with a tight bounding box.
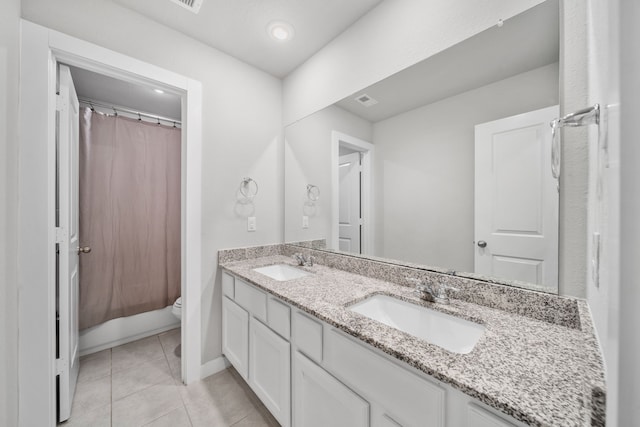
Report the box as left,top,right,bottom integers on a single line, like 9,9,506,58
475,105,559,289
338,152,361,253
56,64,80,422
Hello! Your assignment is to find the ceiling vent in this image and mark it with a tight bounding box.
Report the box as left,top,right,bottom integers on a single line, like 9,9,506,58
355,94,378,107
169,0,203,14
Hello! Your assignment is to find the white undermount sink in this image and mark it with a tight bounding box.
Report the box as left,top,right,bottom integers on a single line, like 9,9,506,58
253,264,310,281
349,294,485,354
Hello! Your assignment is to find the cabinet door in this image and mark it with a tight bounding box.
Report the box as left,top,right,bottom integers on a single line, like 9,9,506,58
222,296,249,379
293,352,369,427
249,317,291,427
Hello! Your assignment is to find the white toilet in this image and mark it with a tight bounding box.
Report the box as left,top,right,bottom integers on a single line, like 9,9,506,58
172,297,182,320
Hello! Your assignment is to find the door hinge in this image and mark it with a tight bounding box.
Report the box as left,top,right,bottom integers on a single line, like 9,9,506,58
55,227,66,244
359,218,364,226
55,358,67,375
55,93,66,112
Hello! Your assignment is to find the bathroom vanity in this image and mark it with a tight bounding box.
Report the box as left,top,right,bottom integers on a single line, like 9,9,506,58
219,245,604,427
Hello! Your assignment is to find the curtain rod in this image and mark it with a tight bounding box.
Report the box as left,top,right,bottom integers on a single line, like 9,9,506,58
78,97,182,126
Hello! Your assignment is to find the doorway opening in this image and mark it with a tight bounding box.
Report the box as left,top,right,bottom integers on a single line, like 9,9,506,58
331,131,374,255
56,63,184,423
19,22,202,427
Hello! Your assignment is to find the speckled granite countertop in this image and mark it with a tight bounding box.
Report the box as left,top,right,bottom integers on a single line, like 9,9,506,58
220,255,605,427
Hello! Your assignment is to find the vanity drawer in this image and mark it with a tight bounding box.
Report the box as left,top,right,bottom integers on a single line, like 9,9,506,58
293,311,323,362
324,328,445,427
222,272,235,298
268,297,290,339
235,279,267,322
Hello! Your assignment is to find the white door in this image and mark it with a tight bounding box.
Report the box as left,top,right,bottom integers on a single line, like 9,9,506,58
249,317,291,427
222,296,249,379
56,64,80,422
338,152,361,253
293,351,369,427
475,105,559,289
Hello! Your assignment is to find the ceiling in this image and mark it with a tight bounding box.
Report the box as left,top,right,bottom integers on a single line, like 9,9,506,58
69,66,182,120
336,0,559,123
111,0,383,78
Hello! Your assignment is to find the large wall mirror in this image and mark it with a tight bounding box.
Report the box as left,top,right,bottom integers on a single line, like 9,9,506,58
284,0,562,293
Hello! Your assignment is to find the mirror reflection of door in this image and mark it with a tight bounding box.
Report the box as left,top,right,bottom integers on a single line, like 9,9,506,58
474,105,559,288
338,150,362,253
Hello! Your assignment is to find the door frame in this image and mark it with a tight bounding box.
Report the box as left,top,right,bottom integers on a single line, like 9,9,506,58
331,131,374,255
18,20,202,426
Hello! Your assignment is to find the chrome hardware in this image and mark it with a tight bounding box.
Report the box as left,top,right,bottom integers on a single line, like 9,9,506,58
406,277,459,305
477,240,487,248
293,253,314,267
77,246,91,254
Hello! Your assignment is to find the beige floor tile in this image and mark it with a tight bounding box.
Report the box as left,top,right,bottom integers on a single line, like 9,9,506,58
159,328,182,381
231,407,280,427
112,356,173,401
58,403,111,427
158,328,181,357
71,374,111,416
112,380,182,427
143,406,192,427
112,335,165,373
180,369,256,426
78,349,111,384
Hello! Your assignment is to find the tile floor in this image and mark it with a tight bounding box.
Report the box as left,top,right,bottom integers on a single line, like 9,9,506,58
59,329,279,427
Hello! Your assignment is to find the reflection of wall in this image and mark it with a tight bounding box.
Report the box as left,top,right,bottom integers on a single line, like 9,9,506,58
285,106,372,248
283,0,545,124
372,63,559,270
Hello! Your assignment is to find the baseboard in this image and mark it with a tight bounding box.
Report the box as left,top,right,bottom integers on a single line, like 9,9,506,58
79,306,180,356
200,355,230,379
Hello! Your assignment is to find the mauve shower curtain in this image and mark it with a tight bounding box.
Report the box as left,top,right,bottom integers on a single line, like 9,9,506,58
79,108,181,330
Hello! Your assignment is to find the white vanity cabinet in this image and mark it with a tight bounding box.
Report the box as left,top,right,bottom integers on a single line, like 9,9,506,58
222,271,523,427
221,272,291,427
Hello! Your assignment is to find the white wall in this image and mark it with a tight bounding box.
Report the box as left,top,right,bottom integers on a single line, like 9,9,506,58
283,0,545,125
284,105,372,247
21,0,283,366
372,64,558,270
0,0,21,425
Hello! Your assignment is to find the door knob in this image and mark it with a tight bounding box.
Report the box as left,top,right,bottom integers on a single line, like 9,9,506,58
77,246,91,254
477,240,487,248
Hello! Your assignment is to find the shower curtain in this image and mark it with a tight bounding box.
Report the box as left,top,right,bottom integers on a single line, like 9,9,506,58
78,108,181,330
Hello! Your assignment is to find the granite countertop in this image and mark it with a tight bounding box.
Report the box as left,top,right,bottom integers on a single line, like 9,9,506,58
220,255,605,427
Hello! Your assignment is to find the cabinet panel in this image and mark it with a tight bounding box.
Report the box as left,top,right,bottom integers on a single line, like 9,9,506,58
293,311,323,362
325,328,445,427
293,352,369,427
235,279,267,321
249,317,291,427
467,404,515,427
222,296,249,379
268,297,291,339
222,272,235,298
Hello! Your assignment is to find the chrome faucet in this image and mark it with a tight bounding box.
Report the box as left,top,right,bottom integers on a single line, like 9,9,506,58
406,277,459,304
293,253,314,267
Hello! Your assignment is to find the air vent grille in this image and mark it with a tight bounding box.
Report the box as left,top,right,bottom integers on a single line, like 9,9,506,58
355,94,378,107
169,0,203,14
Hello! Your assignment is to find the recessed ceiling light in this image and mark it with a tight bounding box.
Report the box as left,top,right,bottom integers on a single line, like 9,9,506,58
268,21,294,41
154,89,165,94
